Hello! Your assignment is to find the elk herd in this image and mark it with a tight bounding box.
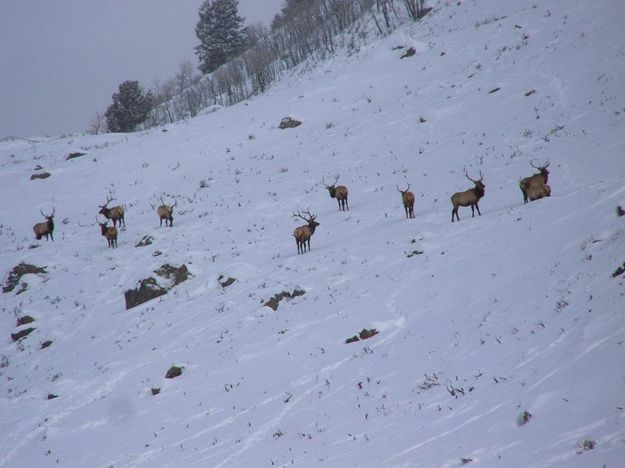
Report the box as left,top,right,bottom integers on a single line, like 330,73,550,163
31,160,552,253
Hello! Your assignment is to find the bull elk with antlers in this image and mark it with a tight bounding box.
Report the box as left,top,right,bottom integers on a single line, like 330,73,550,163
96,216,118,248
151,197,177,227
397,184,415,218
293,210,320,255
33,208,55,241
451,170,485,222
520,159,550,204
323,176,349,211
98,195,125,228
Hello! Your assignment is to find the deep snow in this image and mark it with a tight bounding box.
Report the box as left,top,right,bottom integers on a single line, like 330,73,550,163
1,0,625,466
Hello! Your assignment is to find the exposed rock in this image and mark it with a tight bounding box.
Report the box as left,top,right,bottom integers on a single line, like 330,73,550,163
151,387,161,396
124,265,190,309
3,263,47,293
154,264,190,287
65,151,86,160
359,328,379,340
124,278,167,310
12,327,36,342
30,172,51,180
279,117,302,129
264,289,305,311
135,235,154,247
400,47,416,59
165,366,183,379
47,393,59,400
17,315,35,326
41,340,53,349
345,328,379,344
218,275,236,288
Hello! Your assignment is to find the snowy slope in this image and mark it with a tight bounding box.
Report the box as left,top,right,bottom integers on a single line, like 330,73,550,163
1,0,625,466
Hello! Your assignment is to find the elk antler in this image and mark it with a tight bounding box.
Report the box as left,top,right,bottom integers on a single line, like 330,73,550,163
463,168,477,183
294,209,316,222
397,184,411,193
530,159,549,170
464,169,483,183
100,195,115,208
322,176,339,188
41,207,55,218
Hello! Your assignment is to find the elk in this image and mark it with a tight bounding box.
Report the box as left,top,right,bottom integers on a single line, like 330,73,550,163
526,183,551,202
519,159,550,204
33,208,55,241
152,197,177,227
98,195,125,228
293,210,320,255
397,184,415,218
96,217,118,248
451,170,485,222
323,176,349,211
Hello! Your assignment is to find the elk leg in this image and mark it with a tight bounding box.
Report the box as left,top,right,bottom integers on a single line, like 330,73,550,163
475,203,481,216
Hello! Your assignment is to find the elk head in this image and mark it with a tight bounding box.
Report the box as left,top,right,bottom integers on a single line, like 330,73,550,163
529,159,550,182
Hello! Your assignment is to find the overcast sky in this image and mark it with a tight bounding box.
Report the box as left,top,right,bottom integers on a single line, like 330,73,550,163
0,0,284,138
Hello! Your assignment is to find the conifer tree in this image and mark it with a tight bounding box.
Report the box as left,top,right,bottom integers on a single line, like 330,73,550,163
195,0,246,75
104,80,153,133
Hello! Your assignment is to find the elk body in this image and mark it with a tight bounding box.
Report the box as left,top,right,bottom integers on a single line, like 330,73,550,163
519,160,550,204
451,170,485,222
33,208,55,241
98,196,125,228
397,184,415,218
293,210,320,255
323,177,349,211
97,217,118,248
526,183,551,202
154,198,177,227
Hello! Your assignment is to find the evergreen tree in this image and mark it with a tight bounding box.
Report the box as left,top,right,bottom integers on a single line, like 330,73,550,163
271,0,315,30
105,80,153,133
195,0,246,74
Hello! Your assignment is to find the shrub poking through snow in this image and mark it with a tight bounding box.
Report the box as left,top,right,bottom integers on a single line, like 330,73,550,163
576,438,596,454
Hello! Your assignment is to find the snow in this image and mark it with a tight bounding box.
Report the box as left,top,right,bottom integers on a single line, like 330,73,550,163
1,0,625,466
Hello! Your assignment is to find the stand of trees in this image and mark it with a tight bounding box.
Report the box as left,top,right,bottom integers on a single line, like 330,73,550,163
93,0,429,133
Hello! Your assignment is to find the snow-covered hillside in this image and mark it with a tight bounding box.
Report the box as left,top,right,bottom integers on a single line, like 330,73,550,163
2,0,625,466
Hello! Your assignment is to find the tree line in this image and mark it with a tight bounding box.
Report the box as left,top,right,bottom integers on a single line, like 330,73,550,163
92,0,429,134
